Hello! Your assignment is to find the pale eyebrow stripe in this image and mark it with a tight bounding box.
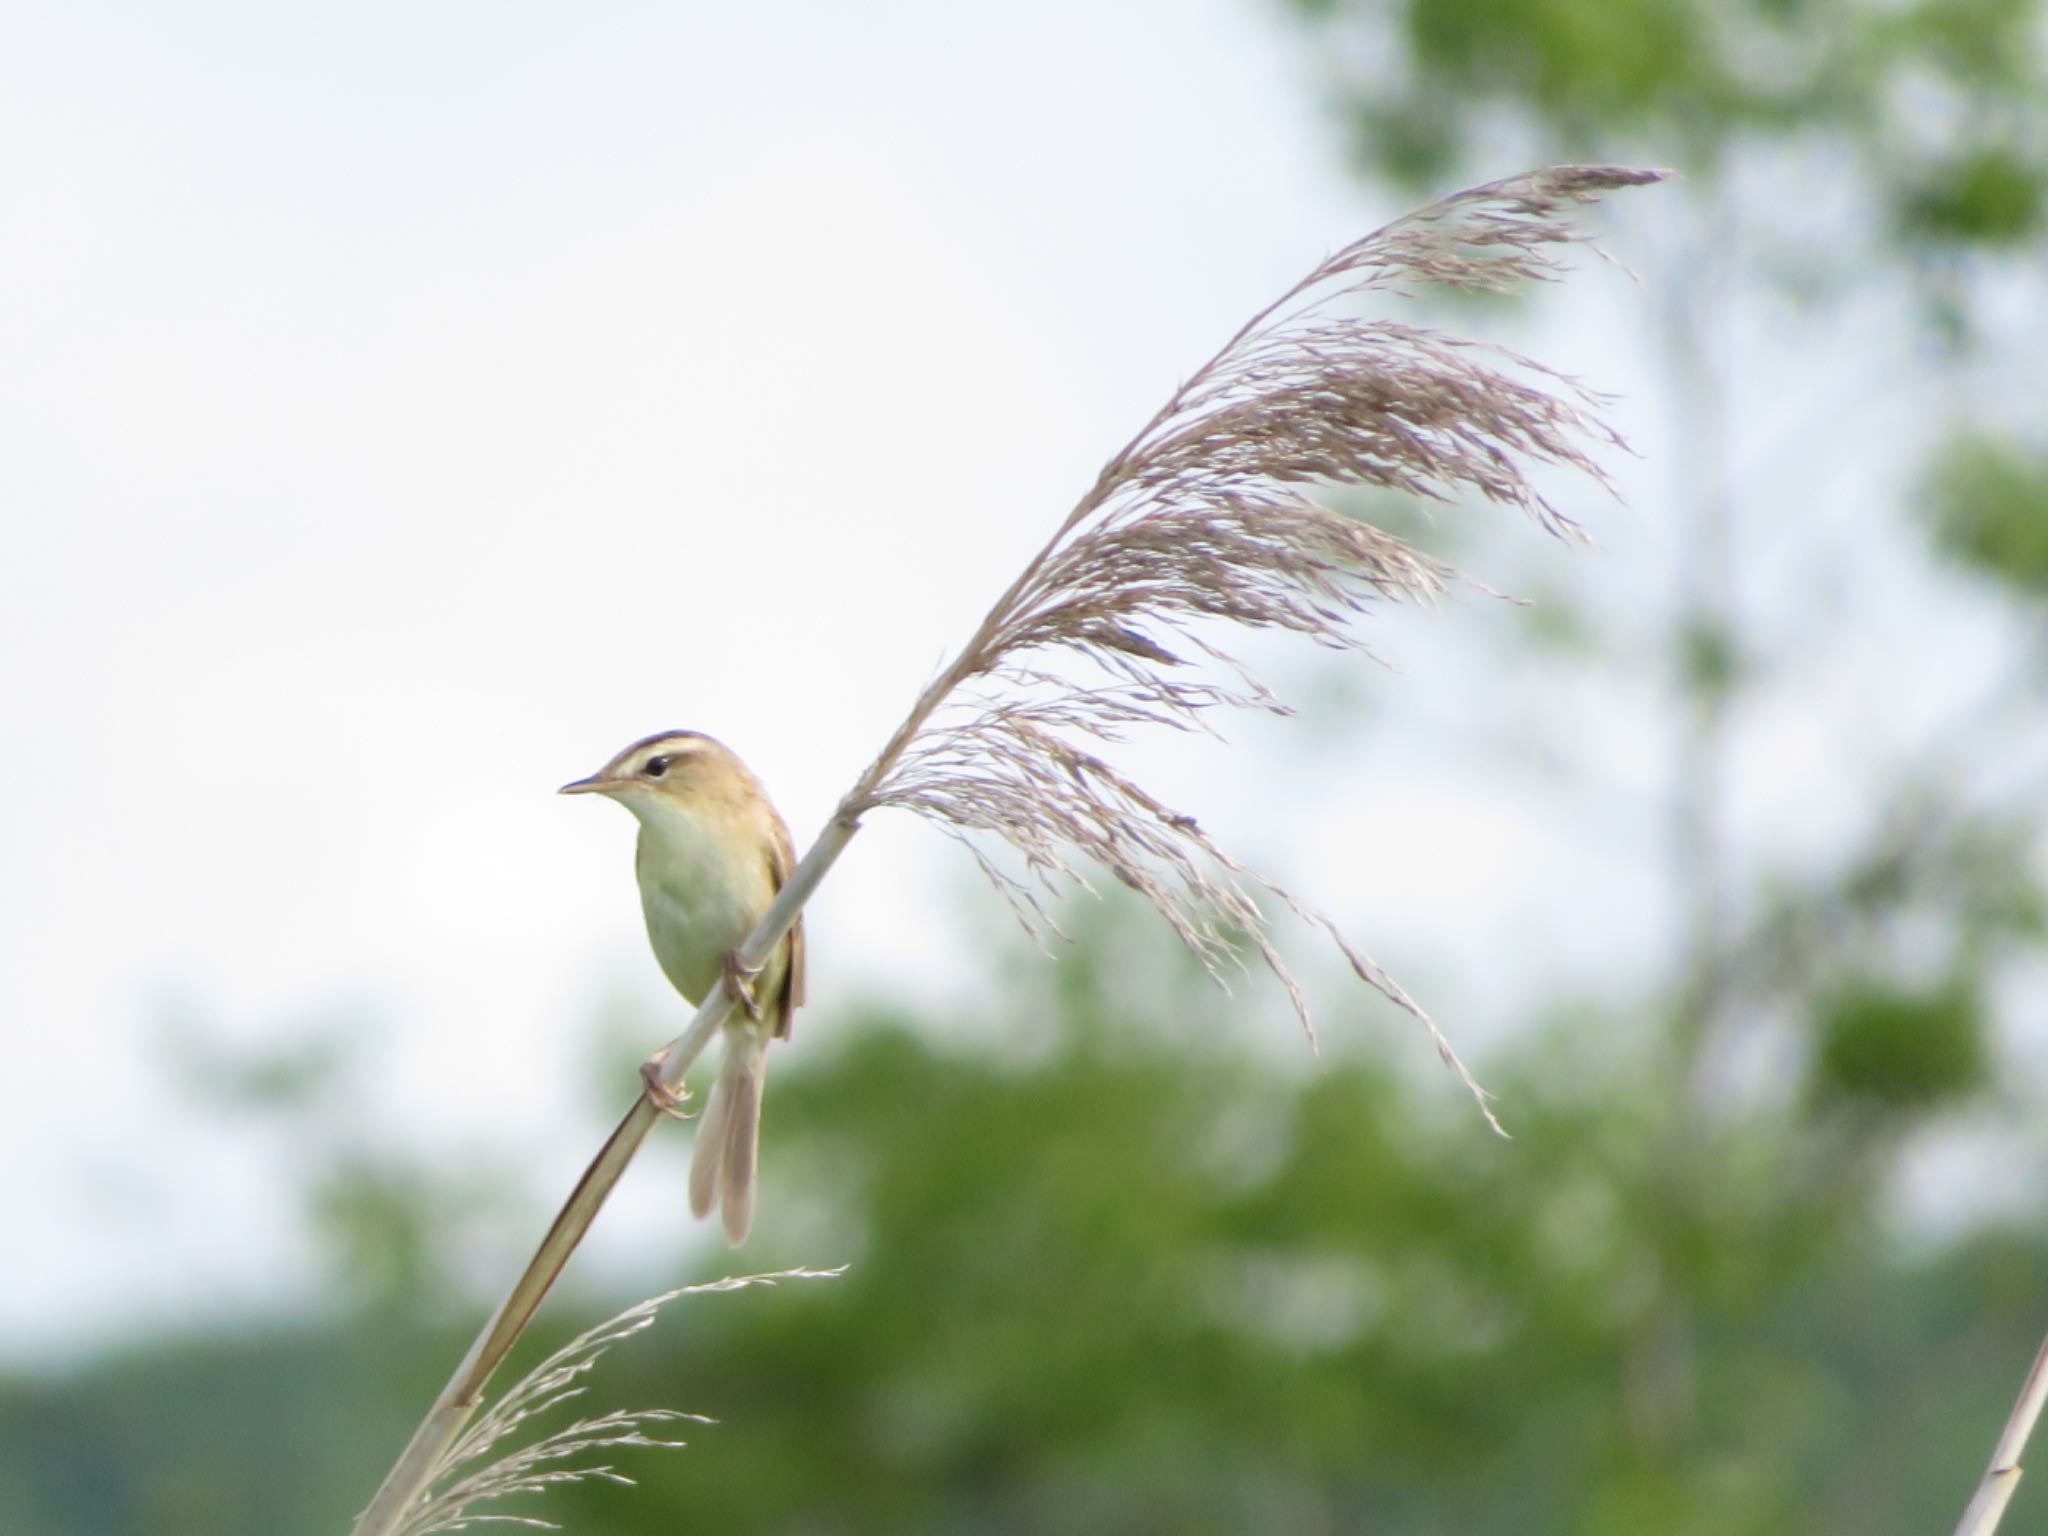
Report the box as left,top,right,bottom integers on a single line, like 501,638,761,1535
636,735,711,766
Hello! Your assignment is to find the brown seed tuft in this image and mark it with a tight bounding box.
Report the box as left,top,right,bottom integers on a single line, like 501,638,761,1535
843,166,1666,1129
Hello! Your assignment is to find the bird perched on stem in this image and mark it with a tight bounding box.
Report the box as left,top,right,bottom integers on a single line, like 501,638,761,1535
560,730,805,1244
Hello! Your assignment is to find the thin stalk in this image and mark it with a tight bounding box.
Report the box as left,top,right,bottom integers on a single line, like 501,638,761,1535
349,818,860,1536
1952,1327,2048,1536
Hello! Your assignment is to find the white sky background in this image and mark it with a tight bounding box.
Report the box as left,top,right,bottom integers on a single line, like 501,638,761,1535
0,2,2021,1360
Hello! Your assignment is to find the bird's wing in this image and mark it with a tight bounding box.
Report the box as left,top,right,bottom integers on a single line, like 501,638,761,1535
767,813,806,1039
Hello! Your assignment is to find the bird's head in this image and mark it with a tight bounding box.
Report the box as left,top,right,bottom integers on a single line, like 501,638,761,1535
559,730,755,821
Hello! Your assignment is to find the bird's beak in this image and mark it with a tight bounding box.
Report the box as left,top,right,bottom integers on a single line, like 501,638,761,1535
558,773,615,796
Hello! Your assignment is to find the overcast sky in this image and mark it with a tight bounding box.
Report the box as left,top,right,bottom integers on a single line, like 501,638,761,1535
12,1,2004,1360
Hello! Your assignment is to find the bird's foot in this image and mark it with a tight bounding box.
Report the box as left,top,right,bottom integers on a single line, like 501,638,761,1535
640,1059,693,1119
723,950,765,1023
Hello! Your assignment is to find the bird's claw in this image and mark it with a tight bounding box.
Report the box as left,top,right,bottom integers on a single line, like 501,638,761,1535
640,1059,693,1119
723,951,765,1023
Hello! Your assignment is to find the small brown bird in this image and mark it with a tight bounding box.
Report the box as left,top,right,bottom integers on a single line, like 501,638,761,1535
560,730,805,1244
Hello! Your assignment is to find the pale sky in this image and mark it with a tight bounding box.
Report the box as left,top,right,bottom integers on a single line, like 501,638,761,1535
3,2,2017,1360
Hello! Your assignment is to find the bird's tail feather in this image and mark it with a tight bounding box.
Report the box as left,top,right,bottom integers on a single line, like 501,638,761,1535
689,1031,767,1245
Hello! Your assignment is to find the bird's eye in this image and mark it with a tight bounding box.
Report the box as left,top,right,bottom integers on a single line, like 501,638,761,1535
644,755,672,778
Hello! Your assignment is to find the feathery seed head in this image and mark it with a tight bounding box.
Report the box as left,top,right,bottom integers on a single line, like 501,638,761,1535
846,166,1665,1129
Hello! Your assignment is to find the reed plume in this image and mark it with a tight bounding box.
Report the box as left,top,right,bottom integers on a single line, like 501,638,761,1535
849,164,1663,1125
393,1270,839,1535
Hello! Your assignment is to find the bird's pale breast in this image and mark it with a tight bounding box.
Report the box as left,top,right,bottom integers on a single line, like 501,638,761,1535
632,805,781,1004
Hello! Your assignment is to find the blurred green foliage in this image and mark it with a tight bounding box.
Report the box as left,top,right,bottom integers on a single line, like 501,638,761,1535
1921,432,2048,599
1811,974,1988,1111
1900,145,2048,248
2,912,2044,1535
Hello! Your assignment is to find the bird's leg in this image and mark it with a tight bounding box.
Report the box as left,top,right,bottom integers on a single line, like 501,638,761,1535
723,950,765,1023
639,1049,693,1119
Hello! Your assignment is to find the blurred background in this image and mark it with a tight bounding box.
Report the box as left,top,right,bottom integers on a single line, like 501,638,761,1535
2,0,2045,1531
